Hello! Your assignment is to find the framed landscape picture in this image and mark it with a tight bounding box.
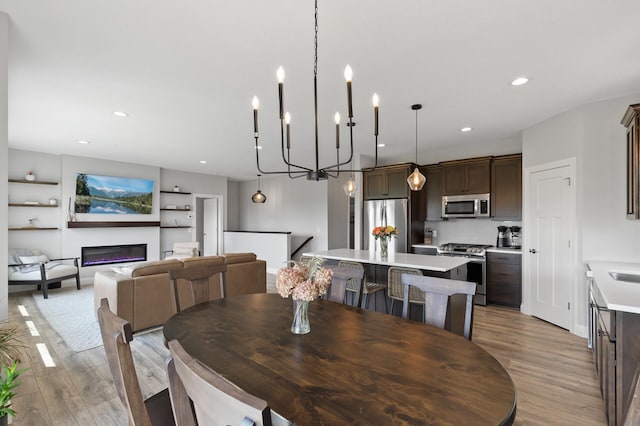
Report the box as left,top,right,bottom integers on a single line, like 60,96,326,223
74,173,154,214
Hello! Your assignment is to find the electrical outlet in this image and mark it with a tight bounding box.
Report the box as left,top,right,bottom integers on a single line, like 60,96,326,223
432,230,437,238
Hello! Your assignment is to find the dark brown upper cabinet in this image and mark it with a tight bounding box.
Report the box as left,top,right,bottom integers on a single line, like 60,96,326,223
363,164,413,200
442,158,491,195
491,154,522,220
622,104,640,220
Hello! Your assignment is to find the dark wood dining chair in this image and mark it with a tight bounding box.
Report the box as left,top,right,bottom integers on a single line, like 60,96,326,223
401,274,476,340
170,260,228,312
97,298,175,426
325,266,364,304
166,339,273,426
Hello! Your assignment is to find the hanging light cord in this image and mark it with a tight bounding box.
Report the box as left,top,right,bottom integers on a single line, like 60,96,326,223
415,109,418,163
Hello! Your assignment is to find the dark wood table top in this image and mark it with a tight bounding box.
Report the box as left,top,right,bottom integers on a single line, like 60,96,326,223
163,293,516,425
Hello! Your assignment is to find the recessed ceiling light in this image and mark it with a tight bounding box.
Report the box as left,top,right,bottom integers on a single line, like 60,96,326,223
377,143,385,148
199,160,207,164
460,127,472,132
255,145,263,150
78,140,90,144
511,77,529,86
113,111,128,117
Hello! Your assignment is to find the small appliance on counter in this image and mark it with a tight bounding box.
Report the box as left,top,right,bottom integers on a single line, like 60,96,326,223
496,226,511,248
424,228,434,244
510,226,522,249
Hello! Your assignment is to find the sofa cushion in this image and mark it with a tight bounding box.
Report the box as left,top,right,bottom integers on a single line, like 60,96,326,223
130,259,184,278
223,253,257,265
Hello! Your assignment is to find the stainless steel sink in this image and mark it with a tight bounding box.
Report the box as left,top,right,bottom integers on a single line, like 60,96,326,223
609,271,640,283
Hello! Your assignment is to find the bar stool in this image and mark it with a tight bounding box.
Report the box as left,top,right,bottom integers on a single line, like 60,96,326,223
338,260,388,312
387,266,423,316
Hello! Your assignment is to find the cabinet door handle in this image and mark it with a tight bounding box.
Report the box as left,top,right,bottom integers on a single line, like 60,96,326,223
529,249,537,254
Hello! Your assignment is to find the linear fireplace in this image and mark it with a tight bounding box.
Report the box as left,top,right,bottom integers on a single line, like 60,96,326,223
81,243,147,267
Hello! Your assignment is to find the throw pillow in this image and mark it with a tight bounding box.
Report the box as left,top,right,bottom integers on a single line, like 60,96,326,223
19,255,49,264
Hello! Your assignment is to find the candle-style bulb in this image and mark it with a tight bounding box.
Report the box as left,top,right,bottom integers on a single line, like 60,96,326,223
285,112,291,124
344,65,353,82
372,93,380,108
277,66,285,83
252,96,259,110
334,112,341,124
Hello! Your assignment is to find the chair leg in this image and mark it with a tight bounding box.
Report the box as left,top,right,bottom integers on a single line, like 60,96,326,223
361,293,368,309
382,290,388,314
390,299,395,316
43,282,48,299
75,273,81,290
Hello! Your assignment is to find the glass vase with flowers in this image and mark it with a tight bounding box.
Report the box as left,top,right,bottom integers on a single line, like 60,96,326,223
275,256,333,334
372,225,399,258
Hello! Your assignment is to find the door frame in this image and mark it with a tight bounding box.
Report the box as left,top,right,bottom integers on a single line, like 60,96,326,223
522,157,578,334
192,193,224,256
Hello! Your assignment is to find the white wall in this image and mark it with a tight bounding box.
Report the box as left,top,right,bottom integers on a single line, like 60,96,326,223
425,218,522,247
226,180,239,231
0,13,8,320
235,175,329,257
159,168,227,255
61,155,161,281
522,92,640,337
581,95,640,261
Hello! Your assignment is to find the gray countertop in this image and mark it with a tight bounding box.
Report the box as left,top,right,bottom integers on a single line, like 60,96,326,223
304,249,469,272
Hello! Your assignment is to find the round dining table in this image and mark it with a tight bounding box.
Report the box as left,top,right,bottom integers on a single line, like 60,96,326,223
163,293,516,425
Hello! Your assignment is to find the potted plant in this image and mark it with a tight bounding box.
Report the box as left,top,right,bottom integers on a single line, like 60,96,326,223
0,327,26,425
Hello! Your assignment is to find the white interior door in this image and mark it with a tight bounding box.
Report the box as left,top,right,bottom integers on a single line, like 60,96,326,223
528,164,573,329
203,198,219,256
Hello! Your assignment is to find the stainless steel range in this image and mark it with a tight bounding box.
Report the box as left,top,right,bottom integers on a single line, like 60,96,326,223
437,243,491,305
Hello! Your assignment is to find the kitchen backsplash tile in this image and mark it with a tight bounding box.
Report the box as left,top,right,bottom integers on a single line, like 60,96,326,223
425,219,522,246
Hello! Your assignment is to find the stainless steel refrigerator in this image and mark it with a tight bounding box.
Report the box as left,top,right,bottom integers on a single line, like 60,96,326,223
363,199,409,254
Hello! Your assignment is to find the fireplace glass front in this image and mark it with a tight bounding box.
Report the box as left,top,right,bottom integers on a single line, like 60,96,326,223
81,244,147,267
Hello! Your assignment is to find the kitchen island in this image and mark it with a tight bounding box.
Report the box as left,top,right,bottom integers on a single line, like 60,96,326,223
587,261,640,425
306,249,471,334
304,248,469,274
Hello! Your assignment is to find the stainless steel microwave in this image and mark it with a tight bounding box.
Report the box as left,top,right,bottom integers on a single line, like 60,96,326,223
442,193,490,218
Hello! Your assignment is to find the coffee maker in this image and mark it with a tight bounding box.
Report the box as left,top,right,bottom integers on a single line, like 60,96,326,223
510,226,521,249
497,226,511,248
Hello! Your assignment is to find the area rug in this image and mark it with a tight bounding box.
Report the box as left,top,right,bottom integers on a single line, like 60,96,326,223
32,285,103,352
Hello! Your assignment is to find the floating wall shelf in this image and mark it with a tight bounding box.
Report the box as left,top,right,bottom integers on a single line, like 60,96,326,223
9,203,58,208
9,227,59,231
8,179,58,185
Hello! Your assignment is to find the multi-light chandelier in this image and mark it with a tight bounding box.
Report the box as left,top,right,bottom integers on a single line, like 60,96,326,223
251,0,380,184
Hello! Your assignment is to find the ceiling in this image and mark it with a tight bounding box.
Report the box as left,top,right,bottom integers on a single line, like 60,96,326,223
1,0,640,181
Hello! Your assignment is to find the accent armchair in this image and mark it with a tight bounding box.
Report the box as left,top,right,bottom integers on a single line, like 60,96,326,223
8,248,80,299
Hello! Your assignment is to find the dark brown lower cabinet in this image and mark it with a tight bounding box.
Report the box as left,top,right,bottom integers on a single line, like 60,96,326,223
486,252,521,308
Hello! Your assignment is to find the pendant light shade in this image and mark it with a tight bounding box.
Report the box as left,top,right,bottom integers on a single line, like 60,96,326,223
343,174,357,197
407,167,426,191
408,104,426,191
251,174,267,203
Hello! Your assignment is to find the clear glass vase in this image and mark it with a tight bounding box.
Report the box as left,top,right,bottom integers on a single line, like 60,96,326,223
380,238,389,258
291,299,310,335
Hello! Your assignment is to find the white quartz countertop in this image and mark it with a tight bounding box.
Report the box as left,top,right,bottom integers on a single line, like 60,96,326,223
587,261,640,314
411,244,439,249
486,247,522,254
304,249,469,272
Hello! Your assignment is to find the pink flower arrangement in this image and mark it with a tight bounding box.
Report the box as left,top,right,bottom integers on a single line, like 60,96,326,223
372,225,399,240
275,257,333,302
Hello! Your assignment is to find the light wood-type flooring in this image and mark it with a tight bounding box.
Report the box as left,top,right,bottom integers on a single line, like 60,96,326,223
6,289,605,425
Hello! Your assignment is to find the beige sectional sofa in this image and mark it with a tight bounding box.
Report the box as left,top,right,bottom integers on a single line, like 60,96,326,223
94,253,266,332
